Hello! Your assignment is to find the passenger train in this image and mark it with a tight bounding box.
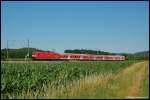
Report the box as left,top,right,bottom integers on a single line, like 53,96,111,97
32,50,125,61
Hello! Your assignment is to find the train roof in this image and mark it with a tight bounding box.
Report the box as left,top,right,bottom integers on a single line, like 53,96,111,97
62,53,124,56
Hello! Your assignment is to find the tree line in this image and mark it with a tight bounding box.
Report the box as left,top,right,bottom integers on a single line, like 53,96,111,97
1,48,36,60
1,48,149,60
64,49,115,55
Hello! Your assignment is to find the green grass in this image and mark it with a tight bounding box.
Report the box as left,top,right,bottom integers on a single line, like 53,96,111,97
140,64,149,97
67,61,149,99
1,60,138,99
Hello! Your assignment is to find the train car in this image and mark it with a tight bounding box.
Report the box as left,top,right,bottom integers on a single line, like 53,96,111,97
32,50,62,60
32,50,125,61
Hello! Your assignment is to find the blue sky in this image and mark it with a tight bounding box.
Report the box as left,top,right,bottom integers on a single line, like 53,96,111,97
1,1,149,53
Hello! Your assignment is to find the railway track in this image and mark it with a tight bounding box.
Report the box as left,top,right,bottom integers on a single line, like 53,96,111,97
1,61,67,64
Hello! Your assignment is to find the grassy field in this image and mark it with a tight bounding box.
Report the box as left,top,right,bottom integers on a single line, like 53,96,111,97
139,62,149,97
1,60,148,99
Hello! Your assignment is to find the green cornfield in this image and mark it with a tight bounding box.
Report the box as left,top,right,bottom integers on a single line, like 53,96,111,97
1,60,138,99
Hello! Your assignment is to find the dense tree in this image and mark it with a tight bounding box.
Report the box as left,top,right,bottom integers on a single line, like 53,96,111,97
64,49,112,55
1,48,37,59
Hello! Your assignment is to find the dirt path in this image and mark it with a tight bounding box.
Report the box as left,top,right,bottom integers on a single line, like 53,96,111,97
114,61,149,98
64,61,149,99
126,62,148,97
58,61,149,99
68,61,149,99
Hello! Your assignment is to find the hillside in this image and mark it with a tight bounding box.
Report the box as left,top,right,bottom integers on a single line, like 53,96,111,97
1,48,37,60
134,51,149,57
132,51,149,60
115,51,149,60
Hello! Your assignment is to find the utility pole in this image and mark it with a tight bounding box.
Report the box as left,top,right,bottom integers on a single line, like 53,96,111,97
27,39,30,60
6,40,9,61
25,39,30,61
28,39,29,57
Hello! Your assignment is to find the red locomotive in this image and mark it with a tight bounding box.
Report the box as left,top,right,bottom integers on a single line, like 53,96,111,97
32,50,125,61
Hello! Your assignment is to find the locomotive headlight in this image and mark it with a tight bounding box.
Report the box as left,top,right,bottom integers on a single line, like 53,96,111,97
32,54,36,57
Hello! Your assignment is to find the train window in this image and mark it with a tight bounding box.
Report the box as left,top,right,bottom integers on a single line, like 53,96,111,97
63,55,67,58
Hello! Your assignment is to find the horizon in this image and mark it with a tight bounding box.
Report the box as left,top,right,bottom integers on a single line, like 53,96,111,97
1,1,149,54
1,47,149,54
